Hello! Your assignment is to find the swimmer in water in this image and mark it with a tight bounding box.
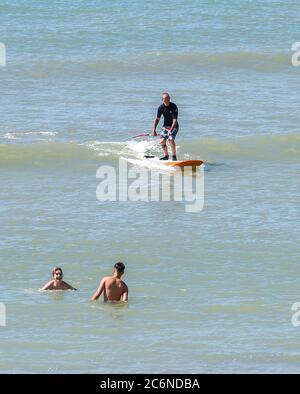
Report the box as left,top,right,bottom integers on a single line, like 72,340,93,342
40,267,77,291
91,262,128,302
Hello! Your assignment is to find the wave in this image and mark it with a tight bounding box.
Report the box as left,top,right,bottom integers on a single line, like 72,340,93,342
147,51,290,72
181,133,300,162
16,51,291,76
3,131,58,140
0,133,299,168
94,133,300,162
0,142,98,167
0,140,140,167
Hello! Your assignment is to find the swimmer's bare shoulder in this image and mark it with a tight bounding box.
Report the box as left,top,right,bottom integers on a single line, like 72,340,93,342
40,267,77,291
60,281,77,290
106,277,128,298
91,262,128,302
40,280,55,290
40,280,77,291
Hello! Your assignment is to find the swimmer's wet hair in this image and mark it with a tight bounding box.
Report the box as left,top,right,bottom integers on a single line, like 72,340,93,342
52,267,63,277
114,262,125,272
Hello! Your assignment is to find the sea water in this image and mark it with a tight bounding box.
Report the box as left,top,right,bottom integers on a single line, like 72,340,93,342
0,0,299,373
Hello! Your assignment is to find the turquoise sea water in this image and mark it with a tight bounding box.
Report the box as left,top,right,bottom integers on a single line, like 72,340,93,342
0,0,300,373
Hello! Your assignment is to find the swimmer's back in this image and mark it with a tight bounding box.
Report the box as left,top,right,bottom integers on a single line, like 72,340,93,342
104,276,128,301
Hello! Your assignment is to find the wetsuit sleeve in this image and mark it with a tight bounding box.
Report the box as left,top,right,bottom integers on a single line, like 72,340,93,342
172,105,178,119
157,105,163,118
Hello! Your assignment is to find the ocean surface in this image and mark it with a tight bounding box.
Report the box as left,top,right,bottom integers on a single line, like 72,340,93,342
0,0,300,373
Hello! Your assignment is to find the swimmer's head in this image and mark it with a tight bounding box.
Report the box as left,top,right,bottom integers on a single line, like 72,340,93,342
114,262,125,275
52,267,63,280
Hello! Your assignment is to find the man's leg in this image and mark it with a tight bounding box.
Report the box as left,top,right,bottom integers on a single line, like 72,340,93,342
168,129,178,160
169,139,176,157
160,137,169,159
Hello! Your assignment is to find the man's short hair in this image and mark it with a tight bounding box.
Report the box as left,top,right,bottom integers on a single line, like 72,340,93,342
162,91,170,98
114,262,125,272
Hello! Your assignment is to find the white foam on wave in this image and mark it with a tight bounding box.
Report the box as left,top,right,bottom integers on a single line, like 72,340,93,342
121,156,176,172
3,133,17,140
82,140,125,157
82,138,162,162
125,138,161,158
82,137,185,169
87,136,174,170
3,131,58,140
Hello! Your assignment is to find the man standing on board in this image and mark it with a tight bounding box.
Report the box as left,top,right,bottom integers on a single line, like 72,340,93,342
152,92,179,161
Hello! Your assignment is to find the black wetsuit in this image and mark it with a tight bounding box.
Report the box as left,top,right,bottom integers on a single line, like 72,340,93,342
157,102,179,130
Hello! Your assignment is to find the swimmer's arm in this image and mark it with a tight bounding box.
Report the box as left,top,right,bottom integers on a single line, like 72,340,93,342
121,285,128,301
64,281,77,291
91,278,106,301
40,280,53,291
